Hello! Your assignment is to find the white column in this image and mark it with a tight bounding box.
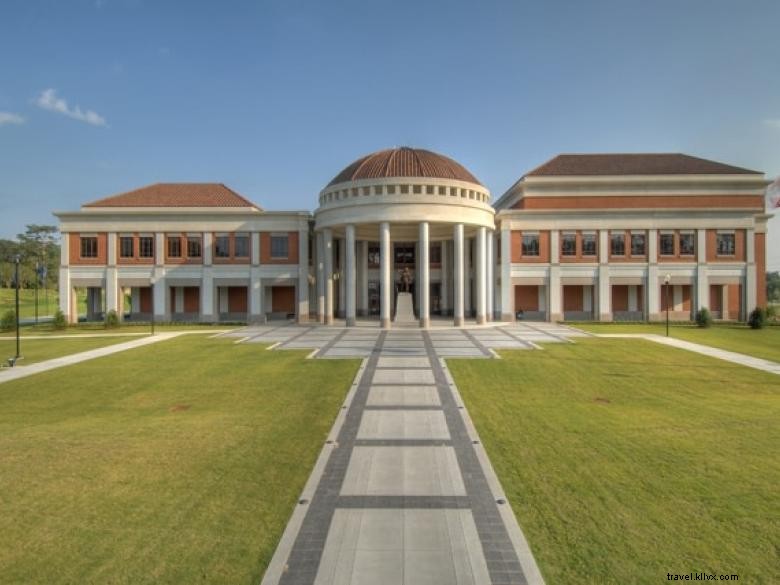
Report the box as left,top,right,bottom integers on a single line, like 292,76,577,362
298,227,310,323
155,232,164,267
419,222,430,328
476,226,487,324
59,267,73,323
201,268,214,321
380,222,392,329
203,232,213,266
338,238,346,318
549,267,562,321
486,230,494,321
251,232,260,266
500,225,512,321
453,223,465,327
647,229,659,320
464,236,472,317
250,267,263,323
324,228,334,325
359,240,369,315
440,239,449,314
106,267,119,314
316,232,325,323
345,224,357,327
695,229,708,314
746,228,757,314
598,230,610,321
153,270,167,319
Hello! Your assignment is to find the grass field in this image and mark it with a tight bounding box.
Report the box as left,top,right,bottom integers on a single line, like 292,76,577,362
14,322,234,336
0,335,139,365
0,335,359,584
573,322,780,362
0,286,62,319
449,339,779,585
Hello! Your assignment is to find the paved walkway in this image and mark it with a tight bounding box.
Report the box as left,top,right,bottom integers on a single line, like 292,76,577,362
594,333,780,375
255,324,565,585
0,333,183,384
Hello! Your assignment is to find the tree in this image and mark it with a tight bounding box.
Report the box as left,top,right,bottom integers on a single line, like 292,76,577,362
15,225,60,290
768,271,780,303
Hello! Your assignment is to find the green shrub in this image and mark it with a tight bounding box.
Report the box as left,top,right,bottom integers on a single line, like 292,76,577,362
695,307,712,328
52,309,67,330
1,309,16,331
748,307,767,330
765,305,777,323
104,310,120,329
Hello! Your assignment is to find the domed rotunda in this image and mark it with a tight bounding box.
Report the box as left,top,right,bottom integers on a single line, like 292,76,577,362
313,147,496,328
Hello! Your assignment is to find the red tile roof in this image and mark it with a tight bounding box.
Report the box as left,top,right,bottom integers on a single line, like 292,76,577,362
328,147,482,187
84,183,260,208
526,154,761,177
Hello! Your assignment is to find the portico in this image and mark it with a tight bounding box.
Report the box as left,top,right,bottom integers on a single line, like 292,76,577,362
312,148,496,329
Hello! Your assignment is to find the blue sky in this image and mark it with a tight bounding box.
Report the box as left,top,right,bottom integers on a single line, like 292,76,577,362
1,0,778,268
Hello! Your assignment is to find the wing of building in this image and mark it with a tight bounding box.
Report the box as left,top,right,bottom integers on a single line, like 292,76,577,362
54,149,772,325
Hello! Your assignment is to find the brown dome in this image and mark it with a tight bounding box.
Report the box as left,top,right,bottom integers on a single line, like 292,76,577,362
327,147,482,187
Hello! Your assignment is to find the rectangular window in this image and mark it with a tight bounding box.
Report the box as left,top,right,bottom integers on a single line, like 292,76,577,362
394,244,415,265
561,233,576,256
234,234,250,258
119,236,134,258
429,243,442,264
610,232,625,256
187,236,202,258
167,236,181,258
521,234,539,257
139,236,154,258
581,233,597,256
80,236,98,258
659,233,675,256
716,233,735,256
630,233,646,256
368,245,380,266
679,232,695,256
270,235,289,259
215,236,230,258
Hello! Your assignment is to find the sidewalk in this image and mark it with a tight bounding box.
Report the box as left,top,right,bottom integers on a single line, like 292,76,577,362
0,333,181,384
595,333,780,375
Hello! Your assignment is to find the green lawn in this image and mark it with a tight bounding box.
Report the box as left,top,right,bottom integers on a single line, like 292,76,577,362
15,322,234,336
0,335,139,365
572,322,780,362
0,335,359,584
0,286,62,319
449,339,779,585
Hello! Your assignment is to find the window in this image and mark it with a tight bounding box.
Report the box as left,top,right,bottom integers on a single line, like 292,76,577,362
581,233,597,256
561,233,576,256
659,233,675,256
610,232,625,256
215,236,230,258
139,236,154,258
521,233,539,257
167,236,181,258
430,243,442,264
80,236,98,258
394,244,415,265
187,236,202,258
270,235,289,259
630,233,646,256
716,233,735,256
368,245,380,266
234,234,250,258
679,232,695,256
119,236,133,258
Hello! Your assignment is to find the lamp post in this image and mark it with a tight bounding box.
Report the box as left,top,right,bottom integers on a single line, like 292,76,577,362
664,273,671,337
34,260,39,326
14,255,21,359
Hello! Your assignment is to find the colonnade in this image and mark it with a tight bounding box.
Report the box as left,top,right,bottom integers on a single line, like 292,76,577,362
314,222,495,328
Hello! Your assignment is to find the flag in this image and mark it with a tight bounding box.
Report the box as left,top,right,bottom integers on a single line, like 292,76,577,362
768,176,780,208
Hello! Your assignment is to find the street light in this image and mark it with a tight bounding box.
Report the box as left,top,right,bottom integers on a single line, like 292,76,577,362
150,278,155,336
664,273,671,337
14,255,21,359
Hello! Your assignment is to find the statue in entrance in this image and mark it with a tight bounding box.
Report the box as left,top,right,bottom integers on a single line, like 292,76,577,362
400,267,414,292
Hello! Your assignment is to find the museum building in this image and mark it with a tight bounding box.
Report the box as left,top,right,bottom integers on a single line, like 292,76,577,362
54,148,771,326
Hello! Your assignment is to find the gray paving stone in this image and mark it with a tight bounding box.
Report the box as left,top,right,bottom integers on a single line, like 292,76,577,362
357,410,450,440
372,369,435,385
367,385,440,407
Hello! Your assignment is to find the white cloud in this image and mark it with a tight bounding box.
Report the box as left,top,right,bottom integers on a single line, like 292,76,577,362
0,112,24,126
763,118,780,130
34,88,107,127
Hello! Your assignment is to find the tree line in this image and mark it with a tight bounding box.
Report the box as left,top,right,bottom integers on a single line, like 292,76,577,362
0,225,60,290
